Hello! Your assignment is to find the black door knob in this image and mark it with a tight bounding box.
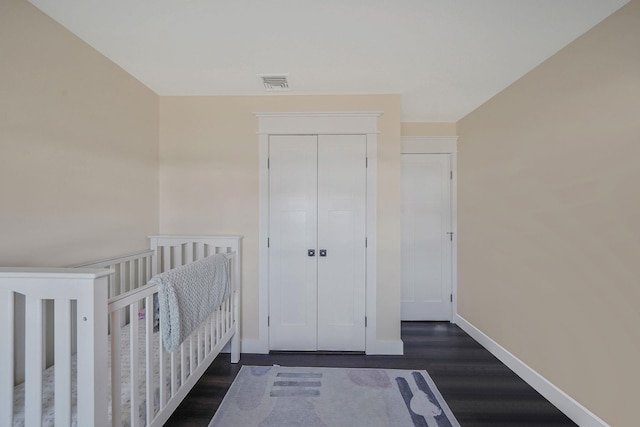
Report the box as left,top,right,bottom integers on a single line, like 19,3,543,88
319,249,327,257
308,249,316,257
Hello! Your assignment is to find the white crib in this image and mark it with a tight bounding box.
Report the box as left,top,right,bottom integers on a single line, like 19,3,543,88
0,235,242,427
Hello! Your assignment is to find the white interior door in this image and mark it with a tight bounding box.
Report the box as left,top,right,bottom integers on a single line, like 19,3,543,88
268,135,318,350
317,135,366,351
269,134,366,351
401,154,453,320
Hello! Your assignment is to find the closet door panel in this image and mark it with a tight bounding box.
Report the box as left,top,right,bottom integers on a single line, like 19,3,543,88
268,135,318,350
401,153,452,320
317,135,366,351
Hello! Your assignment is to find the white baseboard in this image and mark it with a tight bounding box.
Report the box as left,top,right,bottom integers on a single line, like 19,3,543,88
220,339,268,355
366,339,404,355
235,339,403,355
455,314,609,427
241,338,269,354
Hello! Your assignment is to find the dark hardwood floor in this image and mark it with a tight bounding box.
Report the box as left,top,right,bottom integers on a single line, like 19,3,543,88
166,322,577,426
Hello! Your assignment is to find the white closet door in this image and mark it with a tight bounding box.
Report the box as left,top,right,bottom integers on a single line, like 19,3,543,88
317,135,366,351
268,135,318,350
401,154,452,320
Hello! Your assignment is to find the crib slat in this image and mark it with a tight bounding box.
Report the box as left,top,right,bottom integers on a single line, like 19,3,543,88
110,312,122,427
0,290,14,427
54,299,73,426
216,306,222,343
197,327,203,367
171,350,178,395
225,299,229,330
158,296,167,408
121,263,129,293
163,247,171,274
129,261,136,292
24,295,43,427
204,318,210,355
181,342,187,384
151,248,159,277
137,258,143,290
145,295,154,425
184,243,194,265
146,255,152,283
114,264,122,296
194,242,203,261
224,301,228,331
213,308,218,345
159,345,166,409
224,299,229,332
175,245,183,268
189,335,195,376
108,271,116,299
220,301,225,334
130,302,140,427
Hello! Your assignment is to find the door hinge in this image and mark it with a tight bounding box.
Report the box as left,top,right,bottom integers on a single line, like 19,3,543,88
447,232,454,241
450,294,453,303
267,316,270,326
365,317,367,327
366,157,368,168
365,237,367,248
267,237,270,248
450,170,453,180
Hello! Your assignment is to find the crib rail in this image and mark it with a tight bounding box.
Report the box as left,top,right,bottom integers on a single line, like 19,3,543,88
145,235,242,426
2,235,241,427
107,250,239,426
0,268,113,427
150,236,241,363
77,250,155,334
76,250,154,299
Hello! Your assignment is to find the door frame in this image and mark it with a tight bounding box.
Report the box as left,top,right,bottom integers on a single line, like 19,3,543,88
401,136,458,322
253,112,381,354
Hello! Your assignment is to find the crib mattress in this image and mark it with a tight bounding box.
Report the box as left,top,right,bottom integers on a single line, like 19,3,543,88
12,318,169,427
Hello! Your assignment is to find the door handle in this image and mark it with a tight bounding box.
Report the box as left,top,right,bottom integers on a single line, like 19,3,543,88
308,249,316,257
319,249,327,257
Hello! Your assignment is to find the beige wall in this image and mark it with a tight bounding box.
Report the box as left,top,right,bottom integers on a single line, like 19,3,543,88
159,95,402,342
0,0,160,267
457,1,640,425
1,0,160,384
401,122,457,137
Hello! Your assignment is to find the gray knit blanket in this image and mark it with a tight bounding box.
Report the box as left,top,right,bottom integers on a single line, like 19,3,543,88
150,253,230,352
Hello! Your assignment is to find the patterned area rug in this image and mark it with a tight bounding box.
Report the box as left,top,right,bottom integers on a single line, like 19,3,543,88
209,366,460,427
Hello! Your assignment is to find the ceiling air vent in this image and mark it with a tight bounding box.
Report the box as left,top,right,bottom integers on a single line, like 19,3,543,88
258,74,289,91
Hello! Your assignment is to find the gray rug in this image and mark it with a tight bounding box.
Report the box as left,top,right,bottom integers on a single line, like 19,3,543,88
209,366,460,427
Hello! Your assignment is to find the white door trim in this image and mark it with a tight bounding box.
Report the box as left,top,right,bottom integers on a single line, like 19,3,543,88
401,136,458,323
401,136,458,154
254,112,381,354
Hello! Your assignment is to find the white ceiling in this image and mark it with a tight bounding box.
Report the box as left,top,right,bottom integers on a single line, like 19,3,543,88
29,0,629,122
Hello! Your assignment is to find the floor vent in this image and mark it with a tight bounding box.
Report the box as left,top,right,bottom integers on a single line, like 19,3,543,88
258,74,289,91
